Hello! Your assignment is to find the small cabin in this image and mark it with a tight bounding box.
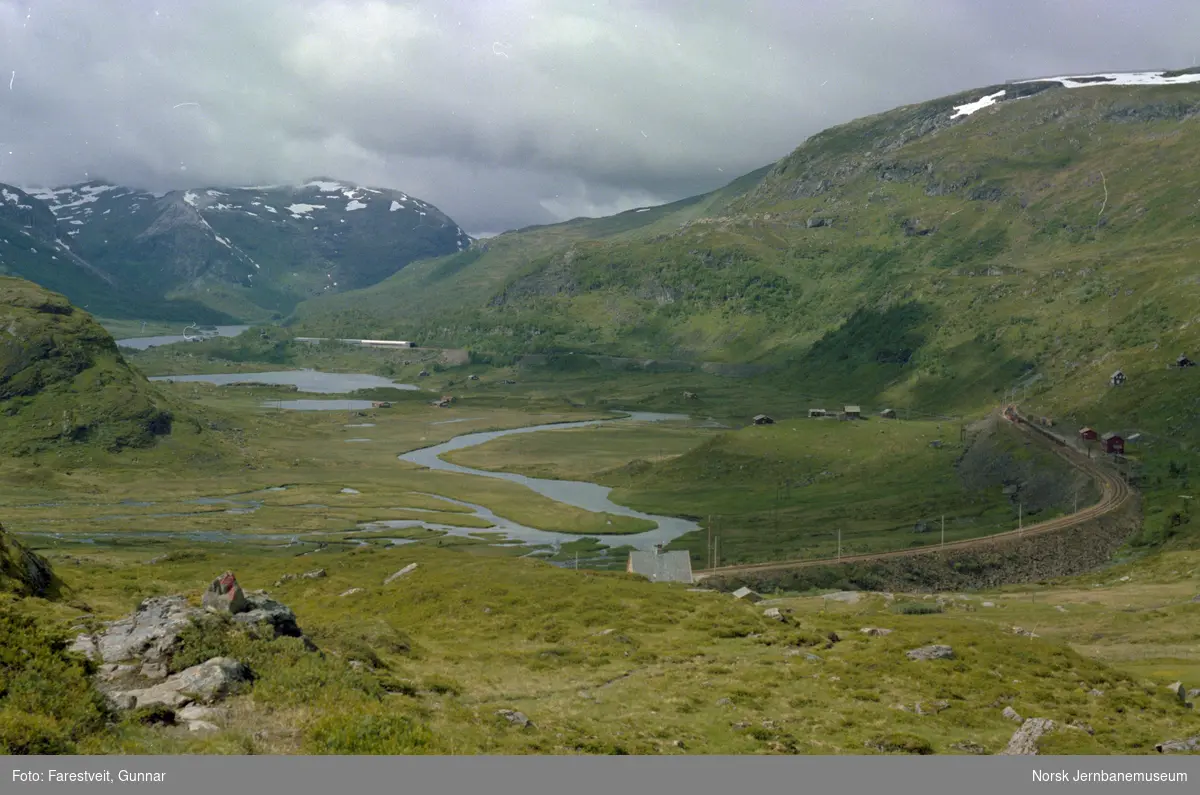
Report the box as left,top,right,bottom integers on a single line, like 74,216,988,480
1110,370,1126,386
843,405,861,420
1079,427,1098,442
879,408,897,419
753,414,775,425
808,408,827,418
1101,432,1124,455
371,401,392,409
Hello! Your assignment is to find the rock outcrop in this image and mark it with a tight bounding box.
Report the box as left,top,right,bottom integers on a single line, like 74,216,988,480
1000,718,1056,755
68,572,313,733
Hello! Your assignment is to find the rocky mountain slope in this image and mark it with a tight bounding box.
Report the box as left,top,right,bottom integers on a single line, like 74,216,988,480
1,178,471,322
0,276,188,455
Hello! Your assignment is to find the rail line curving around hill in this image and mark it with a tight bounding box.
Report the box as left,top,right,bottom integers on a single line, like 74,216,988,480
692,407,1135,582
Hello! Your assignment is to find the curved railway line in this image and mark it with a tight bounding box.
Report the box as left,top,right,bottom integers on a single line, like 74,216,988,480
693,406,1136,582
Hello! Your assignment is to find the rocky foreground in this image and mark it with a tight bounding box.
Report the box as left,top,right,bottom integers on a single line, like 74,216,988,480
68,571,315,733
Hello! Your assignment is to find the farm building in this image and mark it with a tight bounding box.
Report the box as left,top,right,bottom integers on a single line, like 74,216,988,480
1079,427,1098,441
1102,432,1125,455
808,408,827,418
879,408,897,419
753,414,775,425
626,549,693,584
1110,370,1126,386
371,401,392,409
843,405,862,419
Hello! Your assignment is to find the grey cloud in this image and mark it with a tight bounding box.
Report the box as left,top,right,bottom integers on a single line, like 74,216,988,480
1,0,1198,236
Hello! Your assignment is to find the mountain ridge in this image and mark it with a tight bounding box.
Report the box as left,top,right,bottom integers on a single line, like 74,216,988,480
1,177,472,322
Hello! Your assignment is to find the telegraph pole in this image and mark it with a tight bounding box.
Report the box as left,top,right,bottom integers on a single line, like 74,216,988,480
1019,502,1023,533
707,515,713,570
941,515,945,548
837,529,842,562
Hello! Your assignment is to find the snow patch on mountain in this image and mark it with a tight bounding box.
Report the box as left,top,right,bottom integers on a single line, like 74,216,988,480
287,203,325,217
390,201,403,212
1017,70,1200,88
346,200,367,211
952,90,1006,118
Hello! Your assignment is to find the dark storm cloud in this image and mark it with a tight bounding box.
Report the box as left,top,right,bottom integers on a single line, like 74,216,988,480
1,0,1198,235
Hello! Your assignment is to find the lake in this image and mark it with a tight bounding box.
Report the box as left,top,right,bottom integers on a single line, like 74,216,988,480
149,369,420,393
115,326,251,349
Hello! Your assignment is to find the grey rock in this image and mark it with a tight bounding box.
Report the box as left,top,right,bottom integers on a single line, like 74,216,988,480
496,709,533,728
384,563,418,585
906,645,955,661
1012,626,1039,638
1155,736,1200,754
340,588,364,597
822,591,862,604
860,627,893,637
715,697,732,706
107,692,137,711
762,607,788,622
1088,689,1104,697
1167,681,1186,701
806,217,829,228
302,568,326,579
131,657,250,709
1002,706,1023,723
71,595,203,664
229,592,302,639
981,601,995,608
1188,689,1200,700
202,571,249,614
188,720,220,733
1000,718,1056,755
177,704,222,722
140,661,169,681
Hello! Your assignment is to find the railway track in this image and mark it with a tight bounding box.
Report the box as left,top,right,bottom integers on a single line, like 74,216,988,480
692,407,1135,582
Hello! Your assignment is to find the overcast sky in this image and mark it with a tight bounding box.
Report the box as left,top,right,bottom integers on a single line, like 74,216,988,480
2,1,1198,236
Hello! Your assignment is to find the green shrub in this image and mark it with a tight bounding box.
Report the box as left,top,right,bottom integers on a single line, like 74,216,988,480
0,609,109,753
304,710,435,754
891,602,944,615
865,732,934,754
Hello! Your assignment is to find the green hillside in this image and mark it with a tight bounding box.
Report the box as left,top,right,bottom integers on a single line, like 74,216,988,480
0,276,210,457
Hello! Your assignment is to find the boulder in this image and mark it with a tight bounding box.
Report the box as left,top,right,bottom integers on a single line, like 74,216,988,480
384,563,418,585
763,607,788,622
906,645,955,661
860,627,893,637
69,595,203,664
1166,681,1186,701
1002,706,1023,723
1000,718,1056,755
340,588,364,597
496,709,534,728
1155,736,1200,754
229,592,302,639
116,657,251,710
202,571,249,614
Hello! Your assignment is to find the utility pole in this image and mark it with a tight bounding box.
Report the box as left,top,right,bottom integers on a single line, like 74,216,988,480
575,552,579,570
707,515,713,570
941,515,945,548
1019,502,1023,533
837,529,842,562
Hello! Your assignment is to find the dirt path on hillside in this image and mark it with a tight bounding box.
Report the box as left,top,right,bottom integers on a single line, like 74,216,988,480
692,408,1135,582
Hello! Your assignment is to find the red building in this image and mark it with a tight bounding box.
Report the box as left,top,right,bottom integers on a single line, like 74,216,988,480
1101,432,1124,455
1079,427,1098,441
